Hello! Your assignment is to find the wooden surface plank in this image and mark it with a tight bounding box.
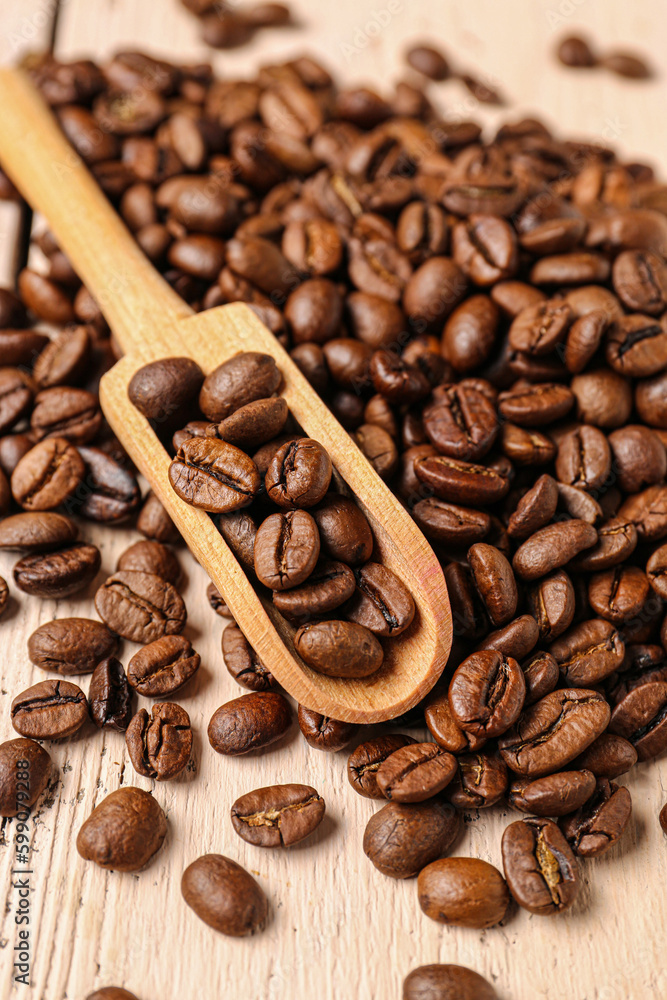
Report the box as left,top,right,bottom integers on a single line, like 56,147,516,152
1,2,667,999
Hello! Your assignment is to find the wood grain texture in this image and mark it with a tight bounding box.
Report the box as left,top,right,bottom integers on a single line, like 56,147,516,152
0,2,666,999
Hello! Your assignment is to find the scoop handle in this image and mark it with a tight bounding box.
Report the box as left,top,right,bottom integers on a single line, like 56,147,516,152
0,68,191,358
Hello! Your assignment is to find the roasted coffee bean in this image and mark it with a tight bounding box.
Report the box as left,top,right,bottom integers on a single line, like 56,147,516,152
571,369,633,429
509,298,572,356
13,542,100,599
77,787,166,872
128,635,201,696
0,511,78,551
660,803,667,835
442,294,500,374
88,657,132,731
499,689,611,777
0,368,35,434
254,509,320,590
449,650,525,738
252,434,299,477
11,679,88,739
297,706,358,752
557,34,597,66
606,314,667,378
345,561,415,636
199,352,281,422
74,447,141,523
370,351,430,405
498,383,574,427
221,623,273,690
137,490,179,543
477,614,540,662
312,494,374,565
86,989,138,1000
600,50,652,78
564,310,610,373
396,201,449,265
117,539,180,586
612,249,667,315
207,581,230,618
550,618,624,686
559,779,632,856
557,482,603,524
609,681,667,761
18,268,75,324
648,544,667,599
208,690,291,755
294,620,383,677
231,783,325,847
570,517,638,572
128,357,204,425
364,799,460,879
0,738,52,817
126,702,192,780
169,437,260,513
422,383,498,461
555,426,611,491
507,474,559,540
415,454,510,506
588,566,650,624
181,854,268,936
417,857,509,928
33,326,92,389
347,734,417,799
508,769,597,817
217,508,257,568
406,43,450,80
95,570,186,643
412,498,490,545
619,484,667,542
468,543,517,627
375,743,457,803
502,817,579,915
527,570,576,642
282,219,343,276
0,329,49,367
636,369,667,428
447,752,508,810
12,437,85,511
452,215,518,286
403,965,498,1000
513,520,597,581
521,650,560,707
265,438,332,508
0,433,34,478
444,562,488,640
217,397,289,450
273,559,355,621
353,423,398,479
609,424,667,493
571,733,638,778
30,386,101,445
28,617,117,675
501,423,555,467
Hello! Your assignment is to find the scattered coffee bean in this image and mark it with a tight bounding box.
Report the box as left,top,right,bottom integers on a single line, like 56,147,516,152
559,779,632,857
231,783,325,846
11,679,88,739
127,635,200,696
502,817,579,915
297,705,358,751
126,703,192,779
181,854,268,936
403,965,498,1000
0,738,52,817
95,570,186,643
417,857,510,928
89,657,132,731
28,617,117,675
208,691,291,755
348,734,417,799
77,787,166,871
364,799,460,879
221,622,273,690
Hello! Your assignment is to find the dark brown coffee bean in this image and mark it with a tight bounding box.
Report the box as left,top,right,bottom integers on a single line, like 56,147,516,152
217,508,257,569
588,566,650,624
353,423,399,479
375,743,457,803
415,454,510,506
507,474,559,540
86,989,138,1000
128,635,201,696
606,314,667,378
424,689,486,754
28,617,117,675
345,561,415,637
370,351,431,405
169,437,260,513
0,368,35,434
513,520,597,582
0,511,78,551
418,857,509,928
231,783,325,847
527,570,576,642
501,423,555,467
312,494,374,565
550,619,625,686
502,817,579,915
600,51,652,78
555,426,611,491
199,352,281,422
89,657,132,731
571,369,633,429
468,543,517,627
499,689,611,777
128,357,203,425
609,424,667,493
559,778,632,856
30,386,101,446
95,570,186,643
0,737,52,817
396,201,449,265
571,733,638,778
284,280,343,345
406,44,450,80
265,438,332,508
442,295,499,373
564,310,610,373
74,447,141,523
412,498,490,546
660,803,667,835
18,268,75,324
273,559,355,621
348,734,417,798
117,539,180,586
282,219,343,276
403,965,498,1000
422,383,498,461
0,433,34,478
452,215,518,286
477,614,540,662
181,854,268,936
13,542,100,599
609,681,667,761
570,517,638,572
208,690,291,755
221,623,273,690
498,383,574,427
206,581,230,618
521,651,560,706
297,705,358,752
137,490,179,543
0,329,49,367
447,752,508,810
11,679,88,739
557,34,597,66
613,249,667,314
636,369,667,428
126,702,192,780
449,651,525,738
294,619,383,677
216,397,288,450
12,437,85,511
509,769,596,817
254,509,320,590
648,544,667,599
364,799,460,879
619,484,667,542
77,787,166,872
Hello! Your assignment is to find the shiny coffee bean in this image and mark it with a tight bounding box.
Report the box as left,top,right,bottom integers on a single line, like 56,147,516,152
0,738,52,817
128,635,201,696
89,657,132,731
231,783,325,847
447,752,508,810
417,857,509,928
199,352,281,422
117,539,180,585
513,520,597,581
297,705,358,752
422,384,498,461
265,438,332,508
449,651,525,738
11,679,88,739
468,543,517,627
126,702,192,780
348,734,417,799
527,570,576,642
13,542,101,598
415,454,511,506
364,799,460,879
507,474,559,540
502,818,579,915
312,494,374,565
273,559,355,621
208,690,291,755
550,618,624,686
609,681,667,761
11,437,85,511
294,620,383,677
559,779,632,857
375,743,457,803
412,498,490,545
508,769,596,817
345,561,415,636
28,617,117,675
571,733,638,778
169,437,260,513
588,566,650,624
221,623,273,690
402,965,497,1000
254,509,320,591
95,570,186,643
77,787,166,873
521,650,560,707
181,854,268,937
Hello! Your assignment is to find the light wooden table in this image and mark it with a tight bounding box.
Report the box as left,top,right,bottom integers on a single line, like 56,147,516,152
1,2,666,999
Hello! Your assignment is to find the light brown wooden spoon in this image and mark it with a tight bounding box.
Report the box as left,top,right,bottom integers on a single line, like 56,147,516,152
0,68,452,722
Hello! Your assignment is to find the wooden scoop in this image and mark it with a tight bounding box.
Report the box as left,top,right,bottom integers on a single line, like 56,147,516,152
0,69,451,723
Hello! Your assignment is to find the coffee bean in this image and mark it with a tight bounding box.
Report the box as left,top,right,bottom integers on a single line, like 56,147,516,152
636,369,667,428
170,436,260,513
217,508,257,569
375,743,457,803
254,509,320,590
422,383,498,461
609,681,667,761
571,369,633,429
345,561,415,636
95,570,186,643
559,779,632,856
117,539,180,585
11,437,85,510
294,620,383,677
273,559,355,621
128,635,201,696
231,783,325,847
520,650,560,707
600,51,652,78
619,484,667,542
609,424,667,493
88,657,132,731
354,423,399,479
513,520,597,581
137,490,179,543
126,703,192,780
417,857,509,928
501,817,579,915
33,325,92,389
28,617,118,675
660,803,667,836
86,990,138,1000
207,581,230,617
265,438,332,508
364,799,460,879
128,357,203,425
507,474,559,540
0,433,35,478
370,351,431,405
526,570,575,642
312,494,374,565
556,426,611,491
550,618,624,686
442,294,499,374
297,705,358,751
13,542,101,598
612,249,667,315
557,34,597,66
74,446,141,523
447,752,508,810
509,769,596,817
0,738,52,817
476,614,540,662
564,310,610,373
468,543,517,627
18,268,75,324
221,623,273,690
647,544,667,599
571,733,638,778
403,965,498,1000
499,689,611,777
588,566,650,624
199,352,281,422
208,690,291,755
449,651,525,738
217,397,289,450
0,368,35,434
347,734,417,798
181,854,268,936
11,679,88,739
30,386,101,445
569,517,638,572
412,498,490,545
405,44,450,81
415,454,510,506
77,787,166,872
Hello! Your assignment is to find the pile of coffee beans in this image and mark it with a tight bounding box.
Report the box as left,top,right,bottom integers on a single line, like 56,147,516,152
0,34,665,999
